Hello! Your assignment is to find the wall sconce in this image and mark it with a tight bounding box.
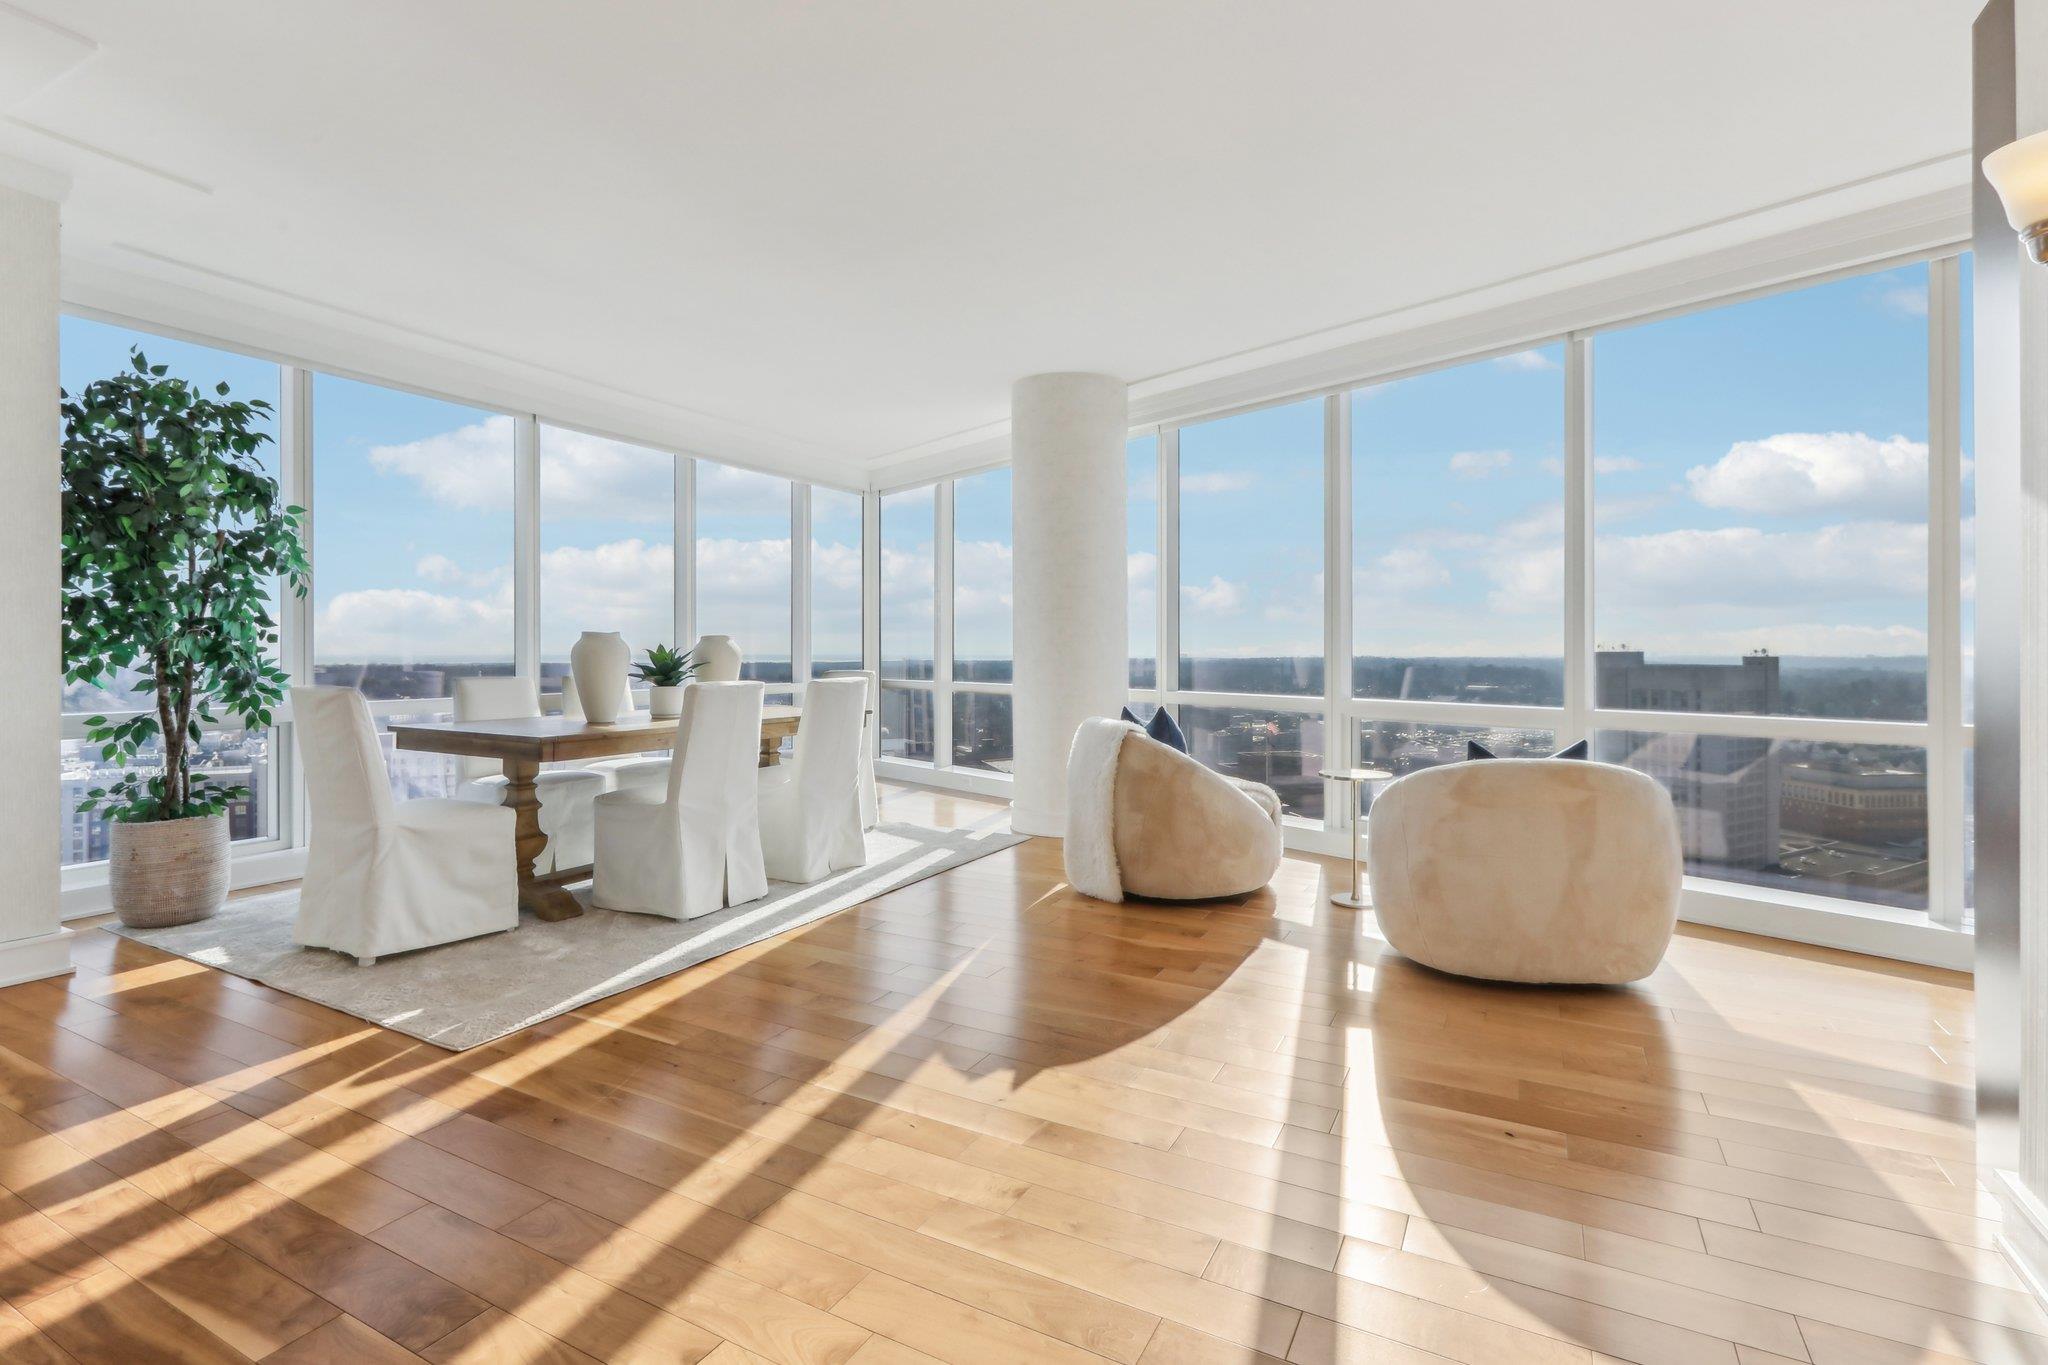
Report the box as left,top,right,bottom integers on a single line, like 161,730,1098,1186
1986,128,2048,263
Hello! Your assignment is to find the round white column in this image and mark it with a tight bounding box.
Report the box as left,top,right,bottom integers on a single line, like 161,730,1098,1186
1010,372,1128,837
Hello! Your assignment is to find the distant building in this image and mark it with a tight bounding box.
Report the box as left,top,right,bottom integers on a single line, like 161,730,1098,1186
1186,710,1324,820
1782,759,1926,845
1595,649,1780,871
1594,649,1780,714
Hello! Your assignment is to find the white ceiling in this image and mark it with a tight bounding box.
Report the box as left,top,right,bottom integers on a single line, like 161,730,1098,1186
0,1,1981,482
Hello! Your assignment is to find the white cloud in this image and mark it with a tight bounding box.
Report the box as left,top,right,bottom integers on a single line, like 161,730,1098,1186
1598,519,1925,608
540,539,676,654
953,539,1014,658
1449,449,1514,480
366,418,802,524
1877,286,1928,319
1685,431,1927,518
318,587,513,661
1356,546,1450,595
696,460,792,517
1539,454,1644,476
1181,471,1255,496
1494,349,1559,372
1182,575,1246,613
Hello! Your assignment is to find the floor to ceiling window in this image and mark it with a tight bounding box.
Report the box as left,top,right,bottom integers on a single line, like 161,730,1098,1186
1174,397,1327,817
538,424,675,687
695,461,793,699
57,318,285,863
951,468,1014,772
810,486,865,677
1352,344,1566,706
1592,261,1937,912
312,375,516,699
878,486,936,761
1102,250,1971,939
1128,434,1160,692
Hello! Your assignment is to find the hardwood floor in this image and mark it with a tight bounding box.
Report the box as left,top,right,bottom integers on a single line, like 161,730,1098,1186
0,783,2029,1363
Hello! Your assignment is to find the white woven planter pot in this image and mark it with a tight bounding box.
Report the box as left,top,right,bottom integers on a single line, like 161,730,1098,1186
108,813,230,929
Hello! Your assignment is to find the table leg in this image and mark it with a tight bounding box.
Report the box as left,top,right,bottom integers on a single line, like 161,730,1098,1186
1332,777,1367,909
759,732,780,768
504,758,583,922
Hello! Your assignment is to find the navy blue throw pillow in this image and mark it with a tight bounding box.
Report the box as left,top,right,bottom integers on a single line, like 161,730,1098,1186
1120,705,1189,754
1466,739,1589,761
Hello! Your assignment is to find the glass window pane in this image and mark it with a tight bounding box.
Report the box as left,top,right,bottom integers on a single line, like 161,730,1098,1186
1178,704,1325,820
880,686,934,762
695,462,792,690
812,487,864,676
953,469,1013,683
1593,730,1928,910
376,708,461,801
1593,264,1930,720
1358,721,1558,794
1180,398,1324,695
952,692,1013,773
61,318,283,713
61,727,278,866
538,425,675,689
1128,434,1159,689
313,375,514,699
1352,346,1564,705
881,487,935,680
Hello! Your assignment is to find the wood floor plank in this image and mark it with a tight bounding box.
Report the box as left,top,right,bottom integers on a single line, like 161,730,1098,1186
0,786,2009,1365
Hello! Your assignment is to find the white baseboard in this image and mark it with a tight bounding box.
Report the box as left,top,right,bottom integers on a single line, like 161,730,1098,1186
1995,1170,2048,1309
0,928,73,988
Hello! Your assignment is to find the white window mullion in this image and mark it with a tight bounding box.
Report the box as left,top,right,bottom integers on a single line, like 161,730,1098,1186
1323,392,1351,830
934,479,955,767
1928,254,1965,929
1564,333,1595,747
512,414,541,679
861,489,881,678
791,482,812,692
1159,424,1181,709
279,364,314,851
677,456,696,651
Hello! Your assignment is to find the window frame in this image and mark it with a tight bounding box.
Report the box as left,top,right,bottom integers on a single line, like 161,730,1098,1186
1112,246,1972,931
55,309,872,900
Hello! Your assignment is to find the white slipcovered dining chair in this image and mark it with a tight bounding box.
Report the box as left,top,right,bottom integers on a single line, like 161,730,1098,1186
451,677,606,872
557,675,659,785
820,669,881,830
290,686,516,966
592,681,768,919
562,673,669,791
757,675,868,882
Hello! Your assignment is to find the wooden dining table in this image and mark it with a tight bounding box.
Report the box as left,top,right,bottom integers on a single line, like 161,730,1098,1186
389,705,802,922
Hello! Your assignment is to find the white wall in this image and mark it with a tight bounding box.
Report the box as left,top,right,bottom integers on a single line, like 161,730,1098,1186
0,181,72,986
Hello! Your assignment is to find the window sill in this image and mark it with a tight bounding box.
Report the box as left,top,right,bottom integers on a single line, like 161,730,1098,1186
61,843,307,922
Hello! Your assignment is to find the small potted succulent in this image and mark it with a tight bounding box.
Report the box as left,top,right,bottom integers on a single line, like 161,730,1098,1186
631,644,697,719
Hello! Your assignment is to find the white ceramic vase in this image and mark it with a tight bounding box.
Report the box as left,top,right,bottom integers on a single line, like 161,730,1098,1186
648,684,684,720
692,633,743,682
571,631,631,725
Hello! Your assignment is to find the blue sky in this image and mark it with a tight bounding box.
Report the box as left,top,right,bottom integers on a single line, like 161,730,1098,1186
1160,261,1941,666
65,252,1955,675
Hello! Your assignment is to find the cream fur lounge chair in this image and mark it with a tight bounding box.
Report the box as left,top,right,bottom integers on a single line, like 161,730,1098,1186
1366,758,1682,985
1065,717,1283,902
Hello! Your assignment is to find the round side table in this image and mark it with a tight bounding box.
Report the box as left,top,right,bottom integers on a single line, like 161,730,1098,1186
1320,768,1392,909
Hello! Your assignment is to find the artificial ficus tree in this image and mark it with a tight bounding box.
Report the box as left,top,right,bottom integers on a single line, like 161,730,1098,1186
61,348,310,823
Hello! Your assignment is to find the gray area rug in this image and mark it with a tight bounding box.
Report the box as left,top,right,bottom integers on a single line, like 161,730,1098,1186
109,816,1024,1050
